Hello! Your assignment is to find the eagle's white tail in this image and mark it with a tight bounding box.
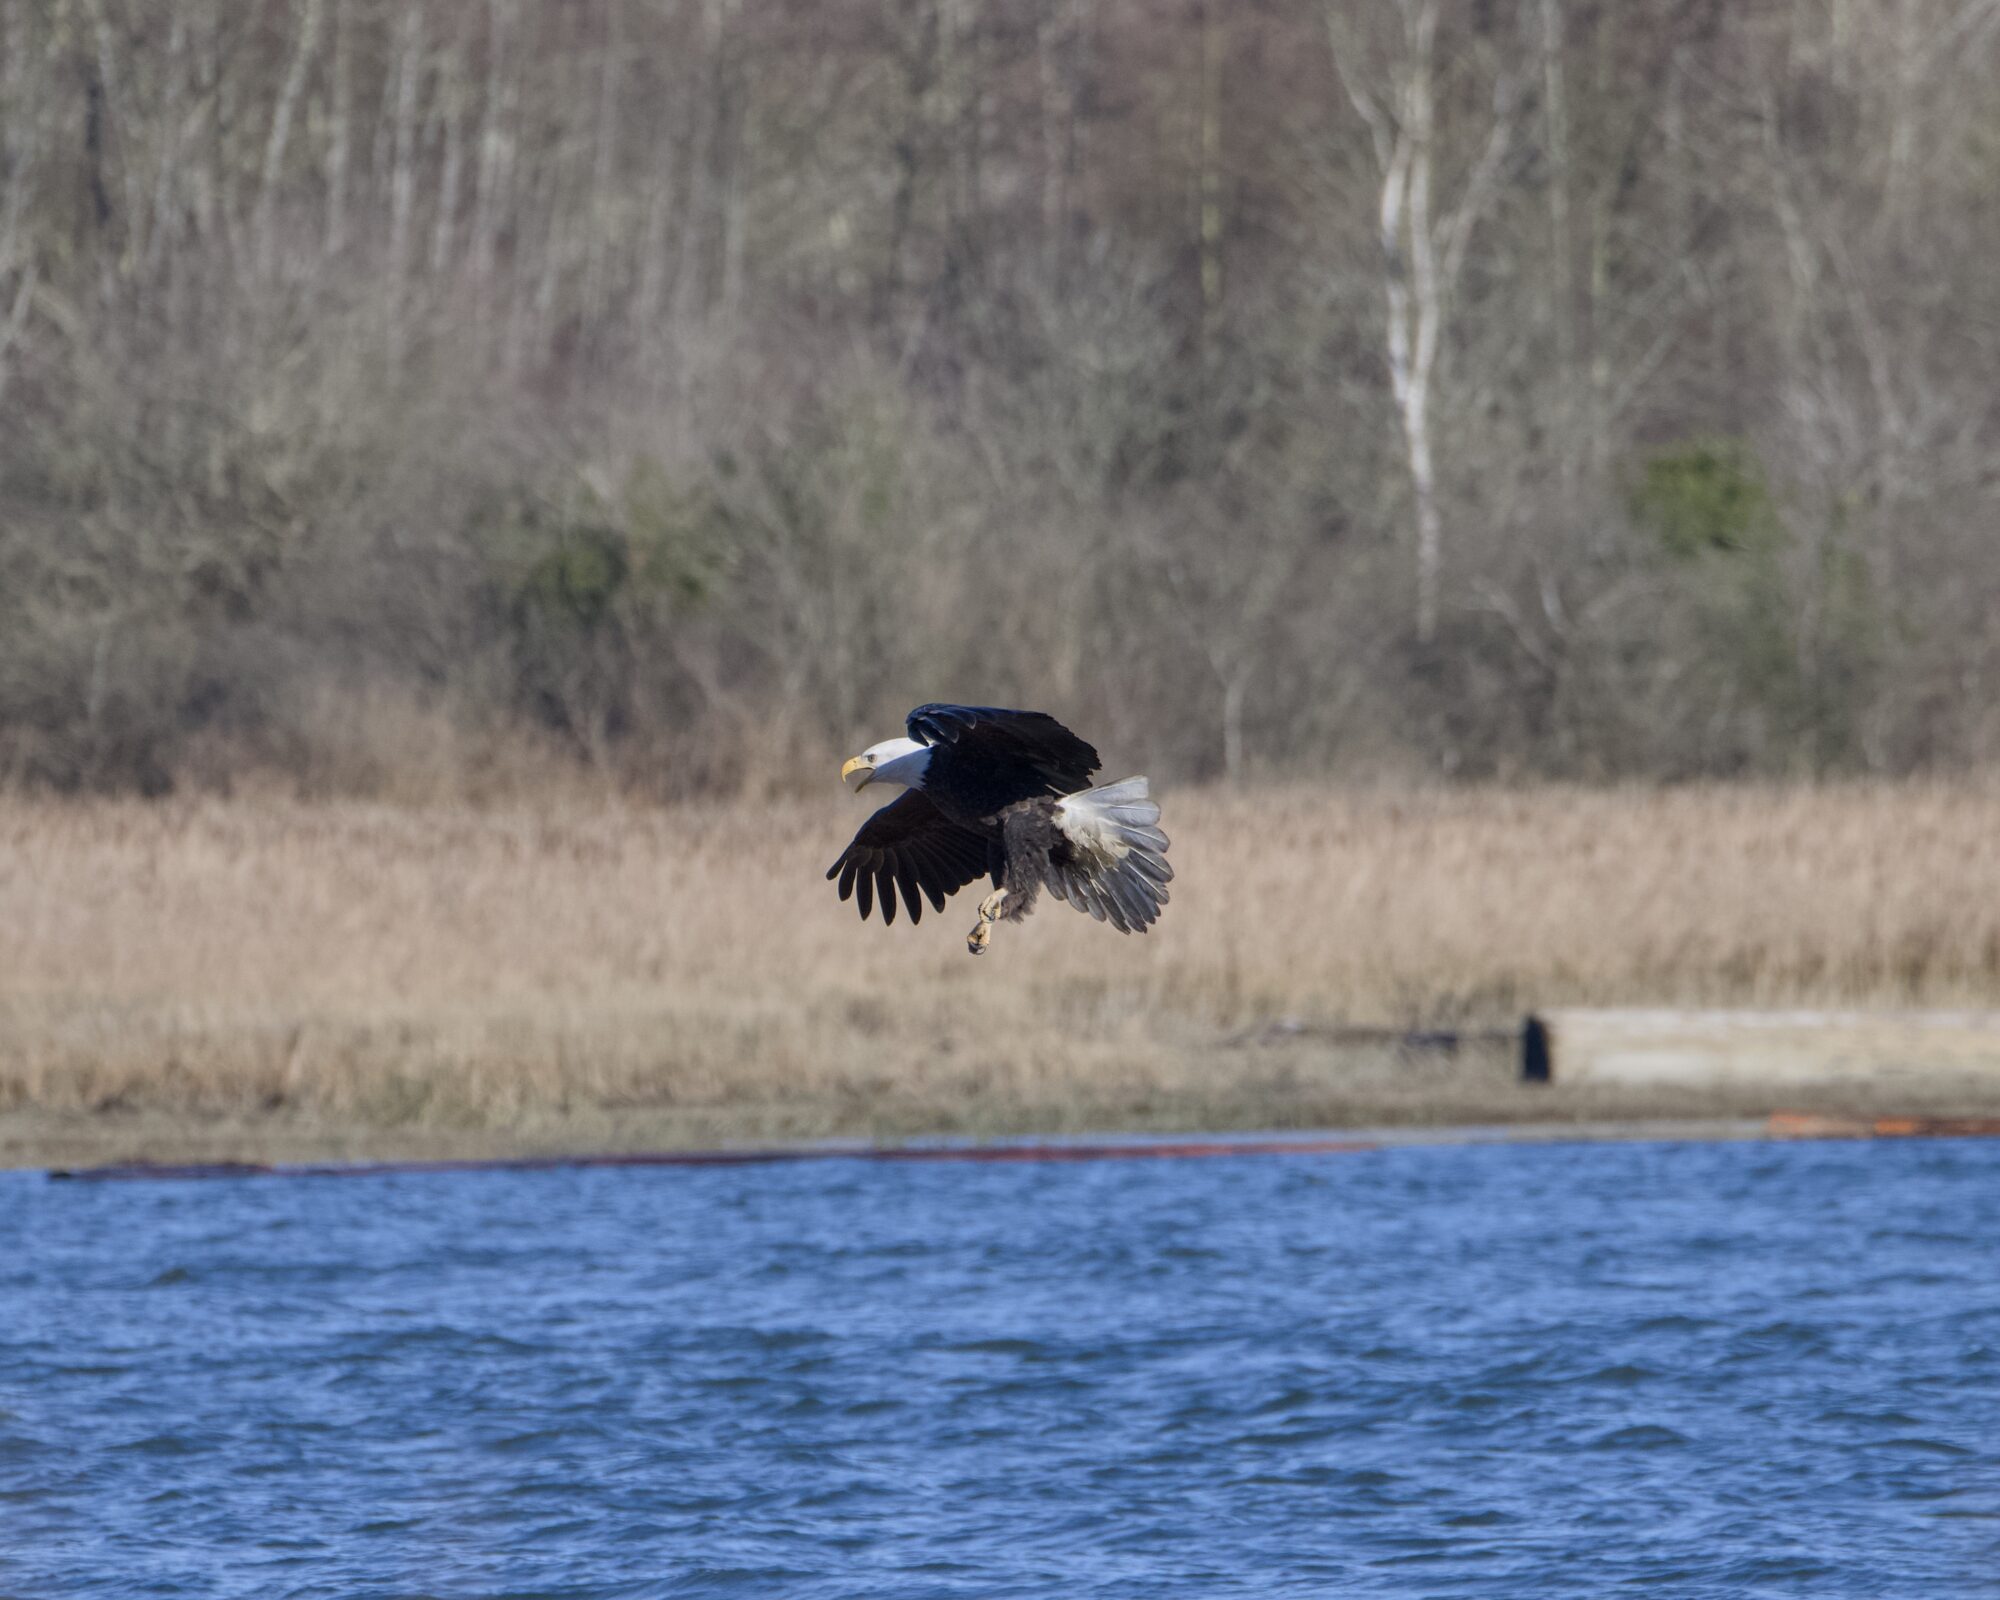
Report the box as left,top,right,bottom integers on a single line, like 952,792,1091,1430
1048,777,1173,933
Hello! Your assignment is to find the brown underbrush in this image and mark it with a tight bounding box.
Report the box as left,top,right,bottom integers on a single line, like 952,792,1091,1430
4,782,1999,1164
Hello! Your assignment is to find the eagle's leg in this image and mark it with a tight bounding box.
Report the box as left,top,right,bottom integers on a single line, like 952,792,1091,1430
966,888,1010,955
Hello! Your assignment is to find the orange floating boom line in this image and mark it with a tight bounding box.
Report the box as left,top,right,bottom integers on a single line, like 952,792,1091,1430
48,1115,2000,1183
47,1136,1381,1184
1766,1112,2000,1141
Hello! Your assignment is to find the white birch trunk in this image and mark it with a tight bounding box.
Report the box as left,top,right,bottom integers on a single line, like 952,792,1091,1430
1538,0,1576,497
1035,0,1074,287
255,0,324,276
469,0,517,285
1329,0,1515,647
580,0,624,330
431,30,465,278
388,4,425,283
324,0,352,258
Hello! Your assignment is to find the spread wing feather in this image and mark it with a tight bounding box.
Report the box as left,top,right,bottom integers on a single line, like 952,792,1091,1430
905,704,1100,811
826,790,993,926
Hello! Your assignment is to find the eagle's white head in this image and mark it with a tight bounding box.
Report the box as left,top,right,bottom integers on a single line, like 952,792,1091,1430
841,737,932,793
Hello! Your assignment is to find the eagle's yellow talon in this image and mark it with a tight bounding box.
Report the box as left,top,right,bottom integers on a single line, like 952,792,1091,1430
966,888,1008,954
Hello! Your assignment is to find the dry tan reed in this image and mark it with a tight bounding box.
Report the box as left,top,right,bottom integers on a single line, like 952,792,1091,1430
4,782,2000,1163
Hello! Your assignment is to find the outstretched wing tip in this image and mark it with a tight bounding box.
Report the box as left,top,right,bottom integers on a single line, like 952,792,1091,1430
828,789,992,930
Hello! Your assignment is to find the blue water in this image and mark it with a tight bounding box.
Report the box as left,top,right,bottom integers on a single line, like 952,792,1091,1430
4,1137,1998,1598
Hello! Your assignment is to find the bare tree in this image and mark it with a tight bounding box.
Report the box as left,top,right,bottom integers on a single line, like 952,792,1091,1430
254,0,323,274
5,0,2000,795
386,2,426,283
1326,0,1520,644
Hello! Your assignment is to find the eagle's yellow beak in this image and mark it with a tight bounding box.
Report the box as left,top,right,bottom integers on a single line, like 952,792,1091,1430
841,754,874,792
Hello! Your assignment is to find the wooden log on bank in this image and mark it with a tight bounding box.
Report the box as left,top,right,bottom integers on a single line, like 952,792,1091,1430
1522,1009,2000,1086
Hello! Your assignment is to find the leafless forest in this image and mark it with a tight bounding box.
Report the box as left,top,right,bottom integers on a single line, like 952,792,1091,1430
5,0,1999,798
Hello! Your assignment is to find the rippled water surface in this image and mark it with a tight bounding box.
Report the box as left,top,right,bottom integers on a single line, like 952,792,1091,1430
6,1136,1999,1597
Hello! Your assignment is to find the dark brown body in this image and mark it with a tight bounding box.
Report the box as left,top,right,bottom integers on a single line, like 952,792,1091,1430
993,799,1075,922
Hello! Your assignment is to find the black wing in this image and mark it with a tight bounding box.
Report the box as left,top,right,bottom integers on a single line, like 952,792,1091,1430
826,790,995,925
905,704,1101,818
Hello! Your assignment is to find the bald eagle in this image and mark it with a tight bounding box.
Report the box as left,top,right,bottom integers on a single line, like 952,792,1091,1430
829,704,1172,954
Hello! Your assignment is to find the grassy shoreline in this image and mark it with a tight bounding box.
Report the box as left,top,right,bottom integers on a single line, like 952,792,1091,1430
7,783,2000,1169
17,1063,2000,1174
